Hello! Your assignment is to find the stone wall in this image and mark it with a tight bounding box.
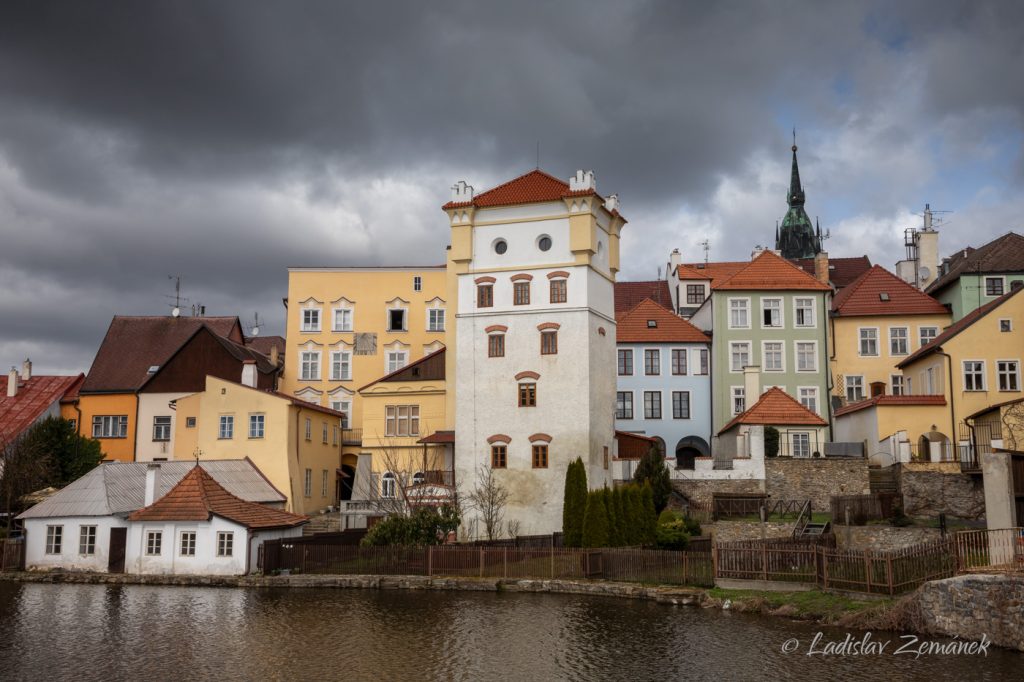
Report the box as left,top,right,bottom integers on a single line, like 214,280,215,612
709,521,796,544
914,574,1024,652
670,478,764,507
833,525,942,552
764,458,870,510
899,463,986,520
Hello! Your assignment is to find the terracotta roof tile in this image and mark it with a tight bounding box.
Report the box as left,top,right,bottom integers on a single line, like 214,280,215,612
0,374,84,441
614,281,673,315
441,169,623,218
714,250,831,291
832,265,950,317
834,394,946,417
926,232,1024,295
616,299,710,343
719,387,827,434
677,262,747,288
244,335,285,357
129,466,308,529
793,255,872,289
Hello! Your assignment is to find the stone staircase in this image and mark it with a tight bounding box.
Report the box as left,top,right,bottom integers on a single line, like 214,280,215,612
303,512,342,536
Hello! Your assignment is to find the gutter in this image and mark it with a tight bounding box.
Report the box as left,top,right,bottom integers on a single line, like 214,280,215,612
823,291,834,441
936,349,957,450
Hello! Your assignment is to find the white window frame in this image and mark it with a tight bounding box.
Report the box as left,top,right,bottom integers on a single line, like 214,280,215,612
332,307,353,332
891,374,905,396
760,297,783,329
145,531,162,556
249,413,265,439
791,432,811,458
381,472,397,499
919,326,938,348
386,350,409,374
846,375,865,403
962,360,986,392
304,418,312,440
322,469,329,497
180,531,197,557
729,341,751,373
218,415,234,440
301,308,321,333
996,360,1020,392
795,341,818,372
794,297,816,328
984,276,1005,297
217,532,234,557
330,400,352,428
79,525,96,555
152,416,172,442
889,327,909,356
728,298,750,329
797,387,818,415
387,307,407,332
413,275,422,292
762,340,785,373
300,350,321,381
330,350,352,381
385,405,420,437
427,308,446,332
858,327,879,356
304,468,313,497
46,525,63,554
999,318,1013,333
92,415,128,439
731,386,746,415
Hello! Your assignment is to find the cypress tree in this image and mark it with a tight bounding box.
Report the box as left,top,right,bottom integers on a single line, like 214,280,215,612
604,487,622,547
632,444,673,513
640,484,658,545
581,490,609,548
562,458,587,547
613,487,627,547
621,485,638,546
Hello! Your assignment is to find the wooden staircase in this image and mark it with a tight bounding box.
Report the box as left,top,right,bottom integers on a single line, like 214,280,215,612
792,500,831,539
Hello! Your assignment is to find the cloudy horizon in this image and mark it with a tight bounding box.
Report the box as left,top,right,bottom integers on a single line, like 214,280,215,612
2,1,1022,375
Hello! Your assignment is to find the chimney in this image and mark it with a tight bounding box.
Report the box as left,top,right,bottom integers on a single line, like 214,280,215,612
750,245,765,259
603,193,619,213
450,180,474,203
20,358,31,381
270,344,280,367
6,367,18,398
814,251,830,286
743,365,760,404
568,169,596,192
669,248,682,275
144,464,161,506
241,359,258,388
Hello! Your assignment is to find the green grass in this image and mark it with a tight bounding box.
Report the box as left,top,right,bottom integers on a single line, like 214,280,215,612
707,587,887,620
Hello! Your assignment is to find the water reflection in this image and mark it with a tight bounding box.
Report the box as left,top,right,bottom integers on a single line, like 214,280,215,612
0,582,1018,681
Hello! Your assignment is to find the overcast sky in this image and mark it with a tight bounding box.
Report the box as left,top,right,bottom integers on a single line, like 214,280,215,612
2,1,1023,375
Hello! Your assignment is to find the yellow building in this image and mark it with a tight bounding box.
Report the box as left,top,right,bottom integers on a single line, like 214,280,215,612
830,265,951,404
173,375,343,514
280,266,450,461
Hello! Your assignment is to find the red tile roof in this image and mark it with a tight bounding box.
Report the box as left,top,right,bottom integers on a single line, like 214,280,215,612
793,255,872,289
82,316,243,393
926,232,1024,295
616,299,710,343
614,280,673,315
615,430,659,460
244,335,285,358
834,394,947,417
0,374,84,442
442,169,622,218
417,430,455,444
832,265,950,317
714,250,831,291
275,391,349,419
128,466,308,529
677,262,747,288
897,285,1024,368
719,387,827,434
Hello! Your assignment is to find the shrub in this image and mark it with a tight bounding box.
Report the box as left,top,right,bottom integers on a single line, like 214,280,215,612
620,485,640,545
682,515,702,537
632,445,672,513
655,519,691,551
764,426,780,458
361,504,460,546
562,458,588,547
639,484,658,545
890,504,913,527
582,489,609,547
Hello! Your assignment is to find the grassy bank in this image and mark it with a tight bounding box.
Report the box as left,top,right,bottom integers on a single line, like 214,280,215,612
705,586,892,624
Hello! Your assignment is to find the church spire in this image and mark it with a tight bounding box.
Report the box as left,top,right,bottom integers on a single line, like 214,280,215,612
776,130,820,260
787,129,805,208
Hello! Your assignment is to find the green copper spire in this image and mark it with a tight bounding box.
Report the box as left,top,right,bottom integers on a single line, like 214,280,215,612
775,131,821,259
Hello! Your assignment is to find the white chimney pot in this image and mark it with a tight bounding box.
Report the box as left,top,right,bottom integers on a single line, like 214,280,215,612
144,464,161,506
6,367,17,398
20,358,31,381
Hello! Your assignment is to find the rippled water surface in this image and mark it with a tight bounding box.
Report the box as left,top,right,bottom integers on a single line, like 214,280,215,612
0,582,1019,681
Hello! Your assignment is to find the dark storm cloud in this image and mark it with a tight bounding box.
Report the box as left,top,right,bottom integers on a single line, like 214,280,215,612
0,0,1022,373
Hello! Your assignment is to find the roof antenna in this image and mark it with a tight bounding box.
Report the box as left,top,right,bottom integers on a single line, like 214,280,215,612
536,141,540,170
165,275,188,318
250,312,261,337
701,238,710,265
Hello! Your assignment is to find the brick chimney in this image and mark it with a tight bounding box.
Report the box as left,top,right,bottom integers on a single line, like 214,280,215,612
6,367,18,398
20,358,31,381
814,251,830,286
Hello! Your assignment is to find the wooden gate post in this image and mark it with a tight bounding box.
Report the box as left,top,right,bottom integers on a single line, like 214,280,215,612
886,555,894,596
428,545,433,577
864,552,872,593
762,544,768,581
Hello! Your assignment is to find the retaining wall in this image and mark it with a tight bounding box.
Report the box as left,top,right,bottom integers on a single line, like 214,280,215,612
898,463,986,520
914,574,1024,652
834,525,943,552
764,458,870,510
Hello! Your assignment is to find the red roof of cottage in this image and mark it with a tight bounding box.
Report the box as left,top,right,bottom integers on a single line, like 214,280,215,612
0,373,84,442
718,387,827,434
834,394,947,417
793,255,872,290
676,262,748,289
614,281,673,315
832,265,949,317
358,348,446,392
616,299,710,343
715,250,831,291
128,466,308,529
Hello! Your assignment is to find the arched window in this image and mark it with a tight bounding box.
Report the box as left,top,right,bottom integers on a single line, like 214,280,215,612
412,471,426,486
381,472,397,499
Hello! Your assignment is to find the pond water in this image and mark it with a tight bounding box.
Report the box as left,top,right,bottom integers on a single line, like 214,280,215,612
0,582,1019,681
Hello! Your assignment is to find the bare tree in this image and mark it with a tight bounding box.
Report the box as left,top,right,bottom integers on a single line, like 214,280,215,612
464,464,510,541
1000,402,1024,451
367,424,456,518
1,432,51,534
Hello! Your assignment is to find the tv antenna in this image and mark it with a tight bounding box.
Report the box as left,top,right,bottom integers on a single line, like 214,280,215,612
165,275,189,318
700,239,710,265
249,312,262,337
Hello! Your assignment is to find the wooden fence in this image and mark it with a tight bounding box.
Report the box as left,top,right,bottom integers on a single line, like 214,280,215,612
954,527,1024,572
830,493,902,525
712,495,809,520
0,539,25,572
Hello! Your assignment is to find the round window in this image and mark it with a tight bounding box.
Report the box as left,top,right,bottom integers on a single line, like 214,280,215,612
494,239,508,255
538,235,552,252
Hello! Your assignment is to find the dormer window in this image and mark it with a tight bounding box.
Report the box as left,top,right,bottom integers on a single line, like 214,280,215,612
879,293,890,302
646,320,657,328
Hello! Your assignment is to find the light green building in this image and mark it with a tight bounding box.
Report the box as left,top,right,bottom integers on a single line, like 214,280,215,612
924,232,1024,322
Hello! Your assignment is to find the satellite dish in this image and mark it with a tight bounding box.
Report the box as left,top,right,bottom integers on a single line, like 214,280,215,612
172,307,181,318
918,266,932,282
252,326,260,336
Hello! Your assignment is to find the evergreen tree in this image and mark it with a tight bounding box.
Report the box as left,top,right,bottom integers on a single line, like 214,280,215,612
581,490,608,548
640,484,658,545
622,485,640,546
632,444,673,513
23,416,103,487
612,487,627,547
604,487,622,547
561,458,587,547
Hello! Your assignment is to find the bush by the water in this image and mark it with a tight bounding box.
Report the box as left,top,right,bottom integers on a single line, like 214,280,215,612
654,510,702,550
360,504,460,546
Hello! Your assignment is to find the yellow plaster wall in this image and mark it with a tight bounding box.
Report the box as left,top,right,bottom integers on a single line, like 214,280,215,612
874,404,949,444
76,393,138,461
358,381,447,475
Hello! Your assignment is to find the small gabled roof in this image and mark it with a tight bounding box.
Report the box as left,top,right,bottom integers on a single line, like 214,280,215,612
718,387,827,435
129,466,307,529
793,255,873,290
897,285,1024,368
244,335,285,357
834,394,947,418
965,396,1024,422
358,348,446,391
714,250,831,291
615,430,659,460
677,261,747,288
832,265,949,317
442,169,611,211
616,299,709,343
926,232,1024,295
0,374,84,441
614,281,673,316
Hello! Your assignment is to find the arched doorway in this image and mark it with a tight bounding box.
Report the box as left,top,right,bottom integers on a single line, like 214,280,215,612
675,436,710,470
917,431,951,462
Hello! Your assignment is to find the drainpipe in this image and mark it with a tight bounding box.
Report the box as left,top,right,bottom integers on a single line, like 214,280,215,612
246,529,254,574
823,292,834,441
936,349,957,459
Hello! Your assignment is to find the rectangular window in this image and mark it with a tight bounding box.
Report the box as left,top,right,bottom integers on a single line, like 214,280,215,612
388,309,406,332
322,422,329,443
615,391,634,420
152,416,172,442
1000,319,1012,333
491,445,507,468
386,351,408,373
428,308,445,332
730,342,750,372
333,425,339,445
331,401,351,429
985,277,1004,296
963,361,986,391
180,531,196,557
384,405,420,436
762,298,782,327
300,351,320,381
644,391,662,419
304,417,312,440
763,342,783,372
185,416,197,428
859,328,878,356
919,326,938,347
686,285,705,305
697,348,709,375
218,415,234,439
477,284,493,308
532,444,548,468
792,433,811,458
671,349,687,375
617,349,633,376
794,298,815,327
644,349,661,375
301,309,321,332
891,375,905,396
731,387,745,415
249,414,265,439
217,532,234,557
550,279,567,304
304,468,312,497
729,299,749,328
91,415,128,439
672,391,690,419
513,282,530,305
322,470,329,497
146,531,162,556
997,361,1019,391
413,275,422,292
890,327,909,356
333,308,352,332
518,383,537,407
488,334,505,358
796,342,817,372
78,525,96,555
541,330,558,355
798,387,818,414
45,525,62,554
846,376,865,402
330,350,352,381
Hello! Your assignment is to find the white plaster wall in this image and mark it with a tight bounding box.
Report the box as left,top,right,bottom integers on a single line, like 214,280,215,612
135,392,192,462
23,516,127,572
471,216,571,270
834,408,879,453
457,265,592,315
126,516,249,575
